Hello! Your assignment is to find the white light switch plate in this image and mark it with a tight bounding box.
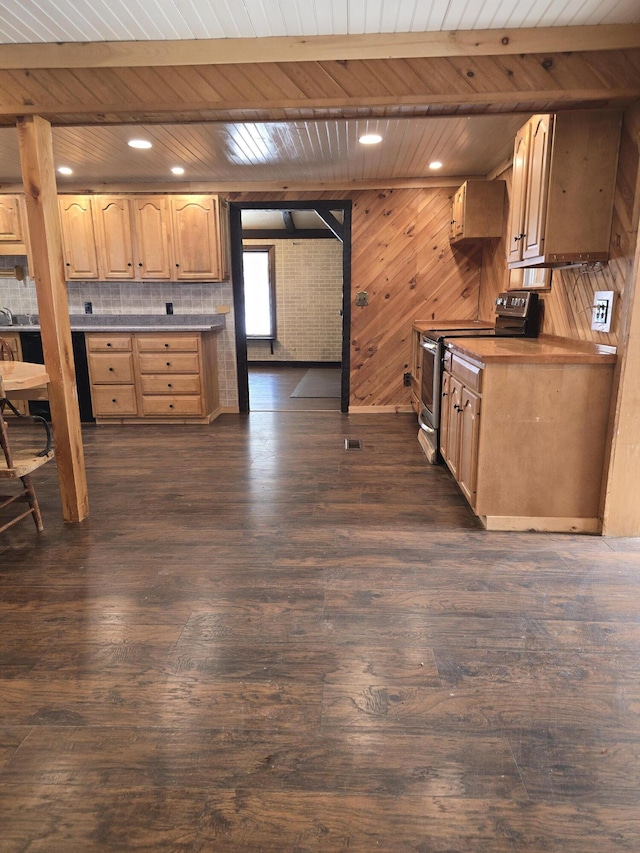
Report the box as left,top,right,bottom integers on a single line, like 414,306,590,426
591,290,614,333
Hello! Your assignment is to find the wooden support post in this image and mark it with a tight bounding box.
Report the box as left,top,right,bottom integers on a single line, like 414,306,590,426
16,115,89,523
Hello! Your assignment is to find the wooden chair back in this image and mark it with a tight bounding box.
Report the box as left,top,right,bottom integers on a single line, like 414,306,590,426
0,337,14,361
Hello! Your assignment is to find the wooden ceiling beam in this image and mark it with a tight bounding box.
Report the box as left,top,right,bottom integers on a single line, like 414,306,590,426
0,25,639,70
0,88,635,122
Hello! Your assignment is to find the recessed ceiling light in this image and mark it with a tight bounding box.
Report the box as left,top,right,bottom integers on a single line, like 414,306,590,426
359,134,382,145
171,166,185,175
429,161,443,170
57,166,73,175
128,139,152,149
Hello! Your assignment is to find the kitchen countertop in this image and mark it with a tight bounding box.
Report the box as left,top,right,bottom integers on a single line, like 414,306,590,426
3,313,226,333
445,334,617,364
413,319,494,333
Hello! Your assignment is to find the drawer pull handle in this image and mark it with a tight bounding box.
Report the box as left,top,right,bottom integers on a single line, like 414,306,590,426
112,398,117,403
164,343,170,348
169,404,174,409
109,367,114,372
166,361,171,367
167,383,172,388
107,342,112,347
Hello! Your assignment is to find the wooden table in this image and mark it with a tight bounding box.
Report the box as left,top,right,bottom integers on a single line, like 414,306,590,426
0,361,50,398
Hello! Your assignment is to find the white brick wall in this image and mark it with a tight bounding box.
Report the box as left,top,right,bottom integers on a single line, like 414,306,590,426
244,239,343,363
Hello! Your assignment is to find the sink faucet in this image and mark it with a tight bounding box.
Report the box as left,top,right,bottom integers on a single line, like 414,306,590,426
0,307,13,325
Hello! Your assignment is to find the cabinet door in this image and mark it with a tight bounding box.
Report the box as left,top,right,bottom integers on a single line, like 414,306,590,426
458,387,481,506
441,373,463,477
450,185,465,240
170,195,222,281
0,195,23,242
218,198,231,281
95,196,135,279
522,115,553,261
59,196,99,279
507,123,531,264
131,196,172,280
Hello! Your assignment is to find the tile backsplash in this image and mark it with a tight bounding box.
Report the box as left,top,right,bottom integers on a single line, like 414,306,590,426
0,262,239,409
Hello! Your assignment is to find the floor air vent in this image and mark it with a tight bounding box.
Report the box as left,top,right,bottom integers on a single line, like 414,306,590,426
344,438,362,450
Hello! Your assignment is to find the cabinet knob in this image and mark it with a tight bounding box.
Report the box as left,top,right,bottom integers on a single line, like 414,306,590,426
138,262,143,267
109,367,114,372
107,342,112,347
166,362,171,367
442,392,448,397
111,398,117,403
127,262,132,267
167,383,172,388
164,343,170,348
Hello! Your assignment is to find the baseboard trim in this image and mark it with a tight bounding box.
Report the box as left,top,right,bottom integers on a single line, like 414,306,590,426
481,515,601,534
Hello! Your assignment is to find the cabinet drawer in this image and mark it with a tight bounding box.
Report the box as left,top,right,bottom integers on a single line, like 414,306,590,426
92,385,138,416
86,334,133,352
141,395,203,416
138,352,200,374
88,352,134,383
0,333,21,358
136,334,199,352
140,374,202,395
451,354,483,392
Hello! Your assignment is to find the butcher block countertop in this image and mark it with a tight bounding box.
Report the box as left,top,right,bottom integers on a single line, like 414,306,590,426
445,334,617,365
413,319,494,333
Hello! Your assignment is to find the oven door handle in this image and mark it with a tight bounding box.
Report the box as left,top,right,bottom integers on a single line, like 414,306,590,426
418,412,435,434
420,339,438,353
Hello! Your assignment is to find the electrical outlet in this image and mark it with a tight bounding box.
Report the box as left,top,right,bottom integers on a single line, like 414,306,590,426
591,291,614,333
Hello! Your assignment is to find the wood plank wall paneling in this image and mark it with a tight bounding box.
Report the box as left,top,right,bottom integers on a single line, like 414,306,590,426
228,188,482,408
479,105,640,349
349,188,481,407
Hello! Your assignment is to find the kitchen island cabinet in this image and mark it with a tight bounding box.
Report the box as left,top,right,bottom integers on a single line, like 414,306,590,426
440,337,616,533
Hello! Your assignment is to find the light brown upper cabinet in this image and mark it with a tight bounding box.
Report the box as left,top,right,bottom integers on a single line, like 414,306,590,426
0,195,33,264
169,195,229,281
59,194,230,282
0,195,24,244
449,180,505,243
59,195,100,279
507,111,622,268
131,196,172,280
94,196,135,280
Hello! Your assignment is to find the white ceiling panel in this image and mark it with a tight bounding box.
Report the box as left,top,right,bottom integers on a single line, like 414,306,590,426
0,115,526,185
0,0,637,43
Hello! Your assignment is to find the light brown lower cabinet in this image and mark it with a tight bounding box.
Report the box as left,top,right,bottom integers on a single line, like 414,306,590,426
440,347,615,533
86,331,221,424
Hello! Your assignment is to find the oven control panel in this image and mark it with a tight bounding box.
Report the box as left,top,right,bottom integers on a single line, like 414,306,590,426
495,290,538,318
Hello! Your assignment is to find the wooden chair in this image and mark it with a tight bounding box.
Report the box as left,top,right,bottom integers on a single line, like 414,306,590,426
0,375,55,533
0,337,14,361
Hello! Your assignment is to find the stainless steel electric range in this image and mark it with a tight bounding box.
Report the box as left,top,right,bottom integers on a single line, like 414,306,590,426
418,290,540,456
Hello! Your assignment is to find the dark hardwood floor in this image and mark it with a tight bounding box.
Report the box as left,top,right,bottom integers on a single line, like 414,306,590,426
1,410,640,851
248,364,341,411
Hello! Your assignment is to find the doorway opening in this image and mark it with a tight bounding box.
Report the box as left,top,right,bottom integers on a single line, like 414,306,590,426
229,200,352,414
